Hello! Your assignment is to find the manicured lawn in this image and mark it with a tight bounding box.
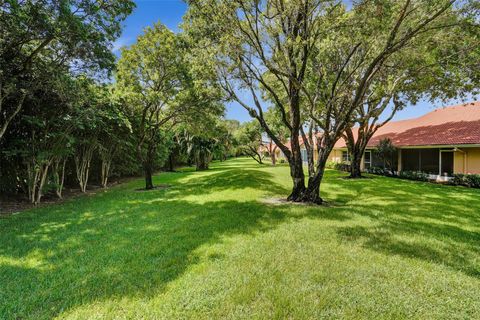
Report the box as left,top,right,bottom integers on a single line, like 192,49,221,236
1,158,479,319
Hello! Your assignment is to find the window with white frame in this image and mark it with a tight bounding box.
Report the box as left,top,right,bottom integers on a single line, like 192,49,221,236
364,150,372,169
342,151,349,162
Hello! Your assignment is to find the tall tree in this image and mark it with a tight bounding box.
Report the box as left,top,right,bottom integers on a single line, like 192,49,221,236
185,0,336,201
117,24,184,189
343,6,480,178
117,23,224,189
236,120,265,164
0,0,134,139
186,0,479,203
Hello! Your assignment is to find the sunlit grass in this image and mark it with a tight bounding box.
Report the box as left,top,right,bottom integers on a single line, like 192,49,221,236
1,158,479,319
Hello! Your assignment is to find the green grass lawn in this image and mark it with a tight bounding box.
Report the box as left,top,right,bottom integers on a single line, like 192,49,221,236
1,158,479,319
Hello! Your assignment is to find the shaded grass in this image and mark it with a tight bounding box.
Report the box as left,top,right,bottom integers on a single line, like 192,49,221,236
1,158,479,319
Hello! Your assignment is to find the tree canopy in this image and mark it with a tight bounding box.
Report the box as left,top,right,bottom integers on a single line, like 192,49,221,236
185,0,480,203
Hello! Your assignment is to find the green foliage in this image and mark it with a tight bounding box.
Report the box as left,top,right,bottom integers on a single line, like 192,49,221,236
368,166,429,182
366,166,389,176
398,171,430,182
326,161,350,172
374,138,397,170
1,158,480,318
450,174,480,188
235,120,264,161
0,0,135,139
184,0,480,202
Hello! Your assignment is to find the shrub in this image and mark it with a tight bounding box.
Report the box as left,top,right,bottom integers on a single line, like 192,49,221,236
450,173,480,188
398,170,429,182
334,162,350,172
367,166,386,176
325,161,337,169
367,166,398,177
466,174,480,188
451,174,468,186
325,161,350,172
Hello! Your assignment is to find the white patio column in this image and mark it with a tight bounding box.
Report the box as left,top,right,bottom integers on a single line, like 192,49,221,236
439,150,442,176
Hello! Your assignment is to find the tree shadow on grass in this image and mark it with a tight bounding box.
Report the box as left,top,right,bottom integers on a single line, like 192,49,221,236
0,164,345,319
166,168,290,197
326,171,480,278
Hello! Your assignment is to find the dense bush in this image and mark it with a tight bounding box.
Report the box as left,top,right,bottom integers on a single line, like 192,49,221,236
366,166,387,176
450,174,480,188
398,170,429,182
325,161,337,169
367,166,430,182
366,166,399,177
326,161,350,172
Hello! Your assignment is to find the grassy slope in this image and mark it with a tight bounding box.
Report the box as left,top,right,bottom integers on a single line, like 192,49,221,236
1,158,479,319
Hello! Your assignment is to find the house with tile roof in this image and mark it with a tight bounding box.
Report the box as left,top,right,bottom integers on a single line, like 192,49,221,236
269,102,480,180
328,101,480,179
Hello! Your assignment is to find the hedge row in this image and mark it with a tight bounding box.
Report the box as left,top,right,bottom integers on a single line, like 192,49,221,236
450,174,480,188
329,162,480,189
367,167,429,182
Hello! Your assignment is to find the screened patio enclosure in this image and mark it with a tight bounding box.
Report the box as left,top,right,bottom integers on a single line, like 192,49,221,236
400,148,454,176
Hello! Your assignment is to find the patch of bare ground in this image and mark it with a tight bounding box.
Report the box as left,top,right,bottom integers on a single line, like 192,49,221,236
0,176,139,217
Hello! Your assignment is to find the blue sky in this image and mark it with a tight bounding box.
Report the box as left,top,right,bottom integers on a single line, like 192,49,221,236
115,0,473,123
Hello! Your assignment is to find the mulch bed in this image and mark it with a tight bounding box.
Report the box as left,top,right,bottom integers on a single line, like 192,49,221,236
0,176,140,217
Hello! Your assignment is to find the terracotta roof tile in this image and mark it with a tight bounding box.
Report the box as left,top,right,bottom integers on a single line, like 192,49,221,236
336,101,480,148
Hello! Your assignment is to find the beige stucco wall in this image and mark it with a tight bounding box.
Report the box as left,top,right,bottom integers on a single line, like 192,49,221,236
466,148,480,174
454,151,465,174
326,146,480,175
328,149,343,163
452,148,480,174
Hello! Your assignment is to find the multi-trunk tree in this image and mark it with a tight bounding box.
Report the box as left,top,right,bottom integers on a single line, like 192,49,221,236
186,0,479,204
185,0,332,202
343,7,480,178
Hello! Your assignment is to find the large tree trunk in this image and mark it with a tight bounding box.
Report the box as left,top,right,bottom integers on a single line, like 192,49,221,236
286,141,306,202
143,144,156,190
349,149,363,178
144,164,154,190
286,83,308,202
345,127,371,179
166,151,175,172
303,151,331,204
305,165,325,204
195,152,209,171
287,159,306,202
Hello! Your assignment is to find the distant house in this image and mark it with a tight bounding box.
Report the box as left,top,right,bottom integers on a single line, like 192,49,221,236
329,101,480,180
274,102,480,180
